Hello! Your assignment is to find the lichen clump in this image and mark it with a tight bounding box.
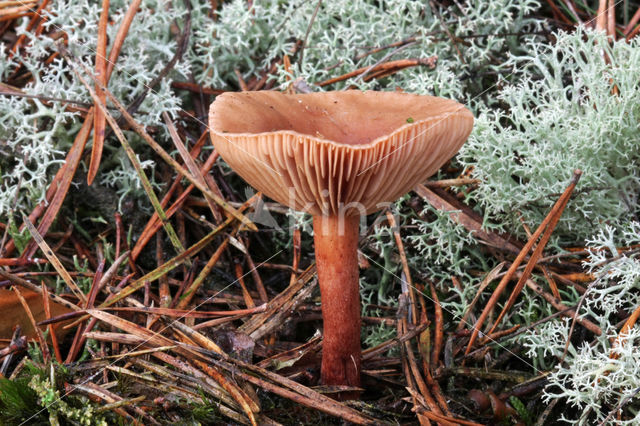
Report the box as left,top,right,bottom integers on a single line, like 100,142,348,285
1,0,640,424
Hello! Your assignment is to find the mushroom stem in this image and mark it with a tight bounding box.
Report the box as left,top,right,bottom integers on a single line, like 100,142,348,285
313,214,361,389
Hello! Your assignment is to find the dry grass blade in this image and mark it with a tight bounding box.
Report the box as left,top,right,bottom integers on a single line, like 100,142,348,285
59,45,186,255
0,269,81,312
95,396,148,416
131,137,217,261
59,44,255,230
100,206,254,310
18,110,93,259
85,309,177,350
74,382,148,424
464,170,582,355
88,0,109,185
169,320,225,355
12,286,50,363
22,214,87,304
106,304,266,319
163,111,223,222
424,177,480,188
133,110,255,230
176,235,231,310
99,250,129,289
84,331,146,346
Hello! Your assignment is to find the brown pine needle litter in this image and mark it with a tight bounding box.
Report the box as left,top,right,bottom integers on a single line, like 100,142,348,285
2,1,640,424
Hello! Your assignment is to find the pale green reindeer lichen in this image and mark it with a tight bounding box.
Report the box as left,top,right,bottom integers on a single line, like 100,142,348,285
3,0,640,423
460,29,640,242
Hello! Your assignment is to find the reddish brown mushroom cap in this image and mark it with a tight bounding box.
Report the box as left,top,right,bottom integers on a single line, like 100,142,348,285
209,90,473,216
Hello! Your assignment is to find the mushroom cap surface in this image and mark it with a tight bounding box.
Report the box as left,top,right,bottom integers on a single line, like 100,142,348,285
209,90,473,216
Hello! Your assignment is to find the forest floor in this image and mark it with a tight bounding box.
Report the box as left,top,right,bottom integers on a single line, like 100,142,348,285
1,1,640,425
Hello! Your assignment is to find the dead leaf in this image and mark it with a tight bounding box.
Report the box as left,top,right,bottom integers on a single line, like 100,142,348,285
0,289,73,339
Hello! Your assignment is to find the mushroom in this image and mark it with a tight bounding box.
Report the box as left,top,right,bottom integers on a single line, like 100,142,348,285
209,90,473,389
